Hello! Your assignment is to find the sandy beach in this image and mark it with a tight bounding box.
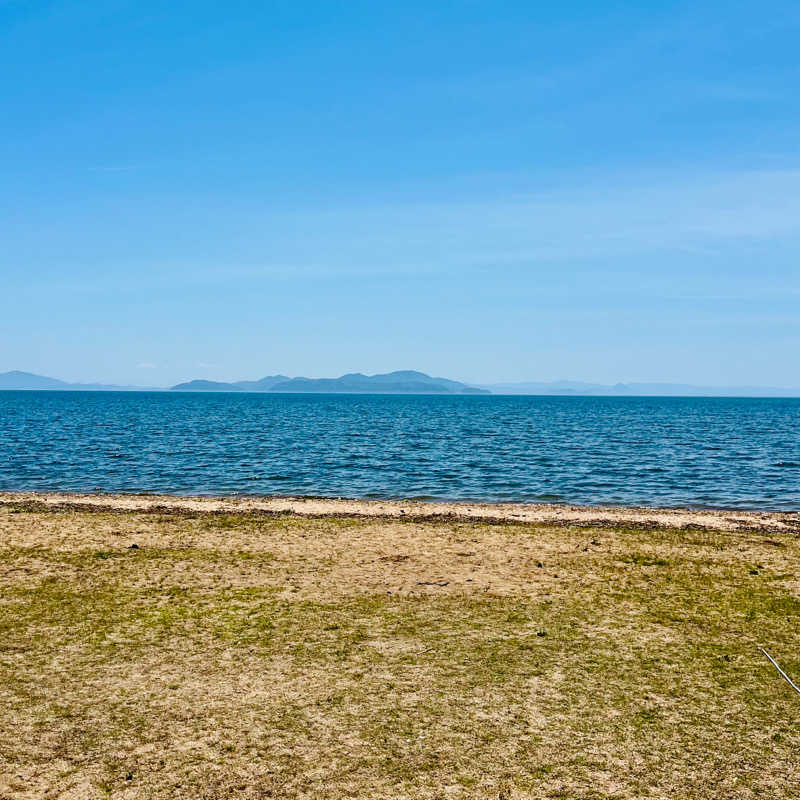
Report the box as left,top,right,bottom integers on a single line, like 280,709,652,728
2,493,799,798
3,491,799,533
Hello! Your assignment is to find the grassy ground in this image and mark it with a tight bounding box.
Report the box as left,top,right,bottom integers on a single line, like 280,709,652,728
1,502,799,799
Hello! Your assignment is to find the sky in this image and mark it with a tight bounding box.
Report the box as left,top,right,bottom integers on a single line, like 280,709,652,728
2,0,800,387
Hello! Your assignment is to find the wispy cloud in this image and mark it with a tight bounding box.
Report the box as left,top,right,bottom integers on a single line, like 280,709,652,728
136,362,157,369
10,166,800,297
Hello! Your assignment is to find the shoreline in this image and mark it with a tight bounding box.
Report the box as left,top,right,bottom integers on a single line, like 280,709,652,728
3,490,799,533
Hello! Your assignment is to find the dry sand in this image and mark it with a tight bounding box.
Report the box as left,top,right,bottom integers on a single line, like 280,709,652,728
2,491,798,533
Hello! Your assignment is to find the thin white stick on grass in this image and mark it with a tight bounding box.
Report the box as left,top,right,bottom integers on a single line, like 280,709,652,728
760,648,800,697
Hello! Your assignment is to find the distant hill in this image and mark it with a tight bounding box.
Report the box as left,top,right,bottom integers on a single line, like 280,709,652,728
169,371,488,394
170,380,245,392
0,371,152,391
0,370,72,389
268,371,489,394
232,375,290,391
482,380,800,397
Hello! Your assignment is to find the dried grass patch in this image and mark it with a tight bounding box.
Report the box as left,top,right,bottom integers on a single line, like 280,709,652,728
1,506,799,798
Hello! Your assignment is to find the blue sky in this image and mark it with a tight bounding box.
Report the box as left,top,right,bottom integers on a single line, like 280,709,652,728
2,0,799,386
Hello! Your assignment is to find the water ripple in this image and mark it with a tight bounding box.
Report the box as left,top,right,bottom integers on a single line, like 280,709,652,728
0,392,798,510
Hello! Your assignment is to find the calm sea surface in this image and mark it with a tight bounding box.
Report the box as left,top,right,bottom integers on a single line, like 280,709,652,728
1,391,798,510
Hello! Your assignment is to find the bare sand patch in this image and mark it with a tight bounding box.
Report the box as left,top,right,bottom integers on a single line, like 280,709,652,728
2,491,798,533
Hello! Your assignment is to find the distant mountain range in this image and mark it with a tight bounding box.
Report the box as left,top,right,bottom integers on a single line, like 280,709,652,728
477,380,800,397
0,370,152,391
2,370,799,396
171,371,489,394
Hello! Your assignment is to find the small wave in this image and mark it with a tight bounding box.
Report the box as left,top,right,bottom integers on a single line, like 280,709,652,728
4,393,800,510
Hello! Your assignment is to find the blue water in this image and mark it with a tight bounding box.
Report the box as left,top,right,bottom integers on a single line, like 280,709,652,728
1,391,799,510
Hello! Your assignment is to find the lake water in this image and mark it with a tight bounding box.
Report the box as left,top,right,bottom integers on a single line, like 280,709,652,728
1,391,798,510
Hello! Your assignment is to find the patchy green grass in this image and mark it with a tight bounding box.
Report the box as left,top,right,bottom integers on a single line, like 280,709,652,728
1,506,799,798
